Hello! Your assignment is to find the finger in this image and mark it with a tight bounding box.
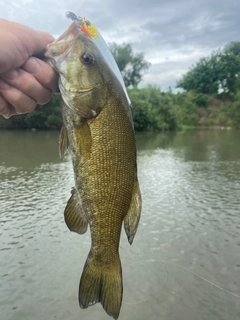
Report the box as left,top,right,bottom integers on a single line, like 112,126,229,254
0,79,37,114
1,67,53,104
22,57,59,93
0,92,15,118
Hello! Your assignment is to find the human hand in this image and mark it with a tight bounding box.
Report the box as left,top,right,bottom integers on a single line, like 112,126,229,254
0,19,59,118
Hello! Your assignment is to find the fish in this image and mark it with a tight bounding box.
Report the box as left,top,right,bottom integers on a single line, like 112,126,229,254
45,14,141,320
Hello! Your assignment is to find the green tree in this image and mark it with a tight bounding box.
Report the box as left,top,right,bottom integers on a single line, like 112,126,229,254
109,43,150,87
23,94,62,130
176,51,221,94
224,41,240,56
219,41,240,93
177,41,240,94
129,86,179,131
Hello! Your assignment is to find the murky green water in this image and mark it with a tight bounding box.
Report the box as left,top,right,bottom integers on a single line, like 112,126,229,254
0,129,240,320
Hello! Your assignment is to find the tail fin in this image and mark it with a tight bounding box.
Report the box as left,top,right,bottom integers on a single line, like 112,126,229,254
79,252,123,320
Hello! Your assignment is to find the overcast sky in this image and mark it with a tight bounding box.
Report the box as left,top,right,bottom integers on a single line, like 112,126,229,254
1,0,240,90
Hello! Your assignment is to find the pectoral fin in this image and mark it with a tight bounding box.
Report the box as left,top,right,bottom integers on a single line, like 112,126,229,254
124,179,142,245
64,188,88,234
59,126,69,160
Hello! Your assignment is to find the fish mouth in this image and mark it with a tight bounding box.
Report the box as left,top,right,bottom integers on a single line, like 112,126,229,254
45,19,84,61
45,14,96,60
50,15,94,46
45,12,98,64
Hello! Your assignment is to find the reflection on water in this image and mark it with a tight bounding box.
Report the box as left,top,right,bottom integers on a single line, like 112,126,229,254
0,129,240,320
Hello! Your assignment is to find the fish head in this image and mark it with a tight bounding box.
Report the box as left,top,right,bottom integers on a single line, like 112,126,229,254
46,20,115,119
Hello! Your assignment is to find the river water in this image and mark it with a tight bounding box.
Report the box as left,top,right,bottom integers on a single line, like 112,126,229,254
0,129,239,320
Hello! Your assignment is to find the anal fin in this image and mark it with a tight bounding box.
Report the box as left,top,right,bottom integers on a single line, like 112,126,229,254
124,178,142,245
64,188,88,234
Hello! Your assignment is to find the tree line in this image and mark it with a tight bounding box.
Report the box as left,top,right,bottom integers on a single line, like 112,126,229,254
1,41,240,131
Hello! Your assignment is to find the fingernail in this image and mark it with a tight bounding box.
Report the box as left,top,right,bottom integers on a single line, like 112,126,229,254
23,58,41,74
0,79,10,89
2,69,19,79
3,112,11,119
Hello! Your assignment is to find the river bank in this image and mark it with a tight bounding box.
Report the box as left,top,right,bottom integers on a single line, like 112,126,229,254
0,87,240,131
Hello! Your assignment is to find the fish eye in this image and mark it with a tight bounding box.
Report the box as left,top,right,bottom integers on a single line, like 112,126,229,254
85,20,91,26
81,52,95,66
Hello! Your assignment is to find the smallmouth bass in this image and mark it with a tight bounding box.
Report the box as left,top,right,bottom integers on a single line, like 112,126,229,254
46,14,141,319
